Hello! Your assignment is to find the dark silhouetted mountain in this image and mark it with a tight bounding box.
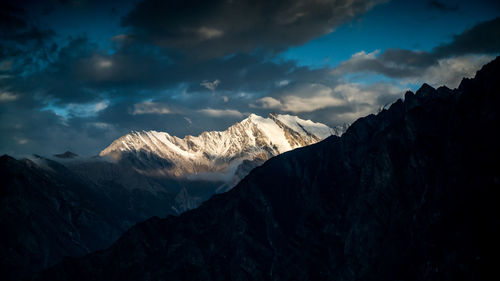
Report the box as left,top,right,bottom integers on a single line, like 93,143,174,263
0,155,177,281
35,58,500,280
53,151,78,159
64,159,209,215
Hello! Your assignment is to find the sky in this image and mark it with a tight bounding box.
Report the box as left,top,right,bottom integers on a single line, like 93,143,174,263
1,0,499,156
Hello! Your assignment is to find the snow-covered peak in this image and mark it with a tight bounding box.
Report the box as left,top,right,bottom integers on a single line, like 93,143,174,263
100,114,348,182
272,113,334,139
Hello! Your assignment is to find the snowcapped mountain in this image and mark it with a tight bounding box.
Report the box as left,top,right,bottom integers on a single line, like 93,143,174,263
100,113,347,188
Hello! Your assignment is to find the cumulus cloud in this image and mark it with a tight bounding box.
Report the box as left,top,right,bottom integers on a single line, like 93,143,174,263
200,79,220,91
280,95,344,113
337,51,496,89
254,84,345,113
132,101,172,115
252,80,405,124
252,97,283,110
198,108,243,118
334,83,402,105
407,54,495,88
122,0,384,58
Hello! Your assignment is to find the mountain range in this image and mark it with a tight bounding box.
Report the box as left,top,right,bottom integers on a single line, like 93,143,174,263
0,114,342,280
33,57,500,280
100,113,347,192
0,154,179,280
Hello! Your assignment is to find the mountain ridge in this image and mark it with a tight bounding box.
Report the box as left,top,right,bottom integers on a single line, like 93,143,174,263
0,154,178,281
100,113,347,190
34,58,500,280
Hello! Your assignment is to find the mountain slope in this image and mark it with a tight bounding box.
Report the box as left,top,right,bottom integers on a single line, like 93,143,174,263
35,59,500,280
100,113,346,184
0,155,177,281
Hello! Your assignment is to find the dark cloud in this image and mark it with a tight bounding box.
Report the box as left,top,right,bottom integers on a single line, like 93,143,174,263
433,16,500,57
335,17,500,79
2,0,498,157
334,50,424,78
0,100,123,156
427,0,459,12
20,33,335,105
0,26,344,156
122,0,383,59
0,2,55,75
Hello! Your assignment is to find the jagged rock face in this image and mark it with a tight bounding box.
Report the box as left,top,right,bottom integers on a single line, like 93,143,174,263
35,59,500,280
0,155,177,281
100,114,345,183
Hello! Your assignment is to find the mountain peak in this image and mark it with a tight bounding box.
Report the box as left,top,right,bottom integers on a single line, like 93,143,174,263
53,151,78,159
99,114,348,185
415,83,436,98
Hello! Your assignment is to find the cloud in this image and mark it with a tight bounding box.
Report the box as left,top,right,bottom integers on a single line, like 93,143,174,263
132,101,172,115
427,0,459,12
26,36,323,105
122,0,384,59
336,50,496,88
281,95,345,113
9,36,173,104
0,103,124,156
0,61,13,71
252,97,283,110
200,79,220,91
0,2,55,75
253,83,350,113
251,81,405,124
198,108,243,118
407,54,495,88
0,30,339,155
333,83,402,105
11,30,339,109
433,17,500,57
0,91,19,103
197,27,224,40
43,100,110,118
333,17,500,85
2,2,498,157
276,80,290,87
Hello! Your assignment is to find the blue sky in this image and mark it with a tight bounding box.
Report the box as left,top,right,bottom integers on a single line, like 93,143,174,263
1,0,499,156
282,0,500,68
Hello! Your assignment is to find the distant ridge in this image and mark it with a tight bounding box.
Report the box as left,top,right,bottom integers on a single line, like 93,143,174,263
53,151,78,159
